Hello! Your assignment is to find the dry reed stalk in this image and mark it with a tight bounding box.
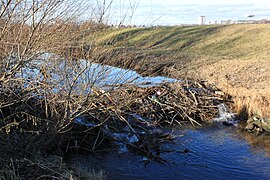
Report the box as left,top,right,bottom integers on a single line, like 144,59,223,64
0,0,232,178
0,0,117,179
234,94,270,119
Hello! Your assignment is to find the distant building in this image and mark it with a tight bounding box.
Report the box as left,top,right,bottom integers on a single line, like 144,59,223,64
258,19,270,24
221,20,233,24
198,16,206,25
208,18,270,25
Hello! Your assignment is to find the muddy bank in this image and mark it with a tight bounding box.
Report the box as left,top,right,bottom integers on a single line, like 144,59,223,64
245,116,270,134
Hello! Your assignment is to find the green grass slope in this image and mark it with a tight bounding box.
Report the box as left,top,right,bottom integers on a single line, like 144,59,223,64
94,24,270,62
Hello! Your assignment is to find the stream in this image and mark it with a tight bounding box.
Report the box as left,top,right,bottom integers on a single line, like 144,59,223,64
68,125,270,180
21,54,270,179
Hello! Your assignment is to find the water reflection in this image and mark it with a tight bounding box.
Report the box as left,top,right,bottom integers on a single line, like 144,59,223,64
237,129,270,157
67,125,270,180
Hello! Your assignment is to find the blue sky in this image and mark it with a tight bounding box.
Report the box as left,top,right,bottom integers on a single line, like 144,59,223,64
109,0,270,25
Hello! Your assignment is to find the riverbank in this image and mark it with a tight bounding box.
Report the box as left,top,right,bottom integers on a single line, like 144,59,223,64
90,24,270,119
1,18,270,178
0,79,230,179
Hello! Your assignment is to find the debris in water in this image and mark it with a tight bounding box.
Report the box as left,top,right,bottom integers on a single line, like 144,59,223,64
128,134,139,143
142,157,149,161
112,133,139,153
176,148,190,154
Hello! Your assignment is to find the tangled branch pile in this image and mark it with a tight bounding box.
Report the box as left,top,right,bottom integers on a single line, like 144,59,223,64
104,81,228,126
52,81,231,163
0,79,230,178
0,0,231,179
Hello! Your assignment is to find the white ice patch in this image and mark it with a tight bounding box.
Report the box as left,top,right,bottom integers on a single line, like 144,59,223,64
112,133,139,143
128,134,139,143
112,133,139,154
19,53,180,96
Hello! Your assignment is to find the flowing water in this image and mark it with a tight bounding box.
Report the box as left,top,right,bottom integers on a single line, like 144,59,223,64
69,99,270,179
68,125,270,180
22,54,270,179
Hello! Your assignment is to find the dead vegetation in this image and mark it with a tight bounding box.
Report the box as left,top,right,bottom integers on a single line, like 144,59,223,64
0,0,235,179
0,0,111,179
91,25,270,120
197,59,270,119
0,79,230,178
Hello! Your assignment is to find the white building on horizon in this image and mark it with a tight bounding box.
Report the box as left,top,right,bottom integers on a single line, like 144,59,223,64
198,16,206,25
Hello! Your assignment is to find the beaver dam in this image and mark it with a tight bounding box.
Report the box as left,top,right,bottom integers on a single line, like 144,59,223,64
1,1,270,178
1,59,270,179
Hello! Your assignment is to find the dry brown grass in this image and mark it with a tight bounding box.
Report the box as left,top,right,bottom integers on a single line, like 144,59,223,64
197,59,270,119
91,24,270,119
1,1,230,179
231,90,270,119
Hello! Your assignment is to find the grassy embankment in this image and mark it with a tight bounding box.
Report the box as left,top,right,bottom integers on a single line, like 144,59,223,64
91,24,270,119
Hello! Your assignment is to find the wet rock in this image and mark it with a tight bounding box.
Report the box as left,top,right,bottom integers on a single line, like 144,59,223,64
178,148,190,153
245,122,255,132
246,116,270,133
253,117,270,133
223,121,235,126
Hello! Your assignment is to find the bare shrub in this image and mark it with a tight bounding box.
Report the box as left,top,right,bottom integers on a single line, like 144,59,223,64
0,1,232,179
0,0,116,178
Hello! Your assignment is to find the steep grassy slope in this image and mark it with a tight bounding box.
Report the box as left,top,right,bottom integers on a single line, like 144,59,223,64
90,24,270,118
